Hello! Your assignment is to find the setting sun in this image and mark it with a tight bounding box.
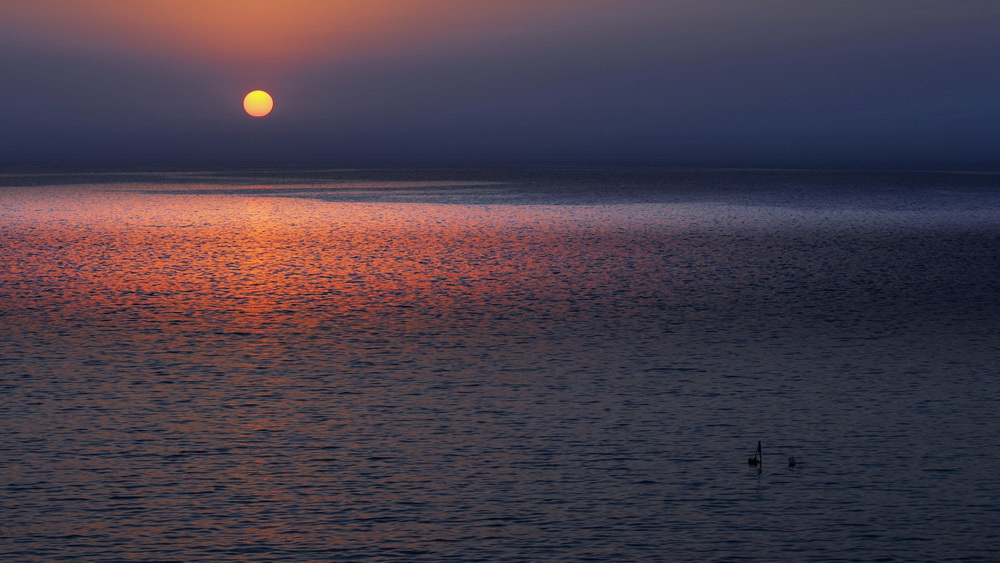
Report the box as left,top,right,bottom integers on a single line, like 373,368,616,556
243,90,273,117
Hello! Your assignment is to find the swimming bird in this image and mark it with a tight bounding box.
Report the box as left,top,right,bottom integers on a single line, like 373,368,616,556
787,456,797,467
748,441,761,466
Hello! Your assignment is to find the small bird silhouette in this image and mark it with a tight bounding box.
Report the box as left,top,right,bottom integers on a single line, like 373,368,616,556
748,441,761,466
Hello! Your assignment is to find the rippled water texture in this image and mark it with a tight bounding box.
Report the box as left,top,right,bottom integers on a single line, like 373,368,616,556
2,169,999,560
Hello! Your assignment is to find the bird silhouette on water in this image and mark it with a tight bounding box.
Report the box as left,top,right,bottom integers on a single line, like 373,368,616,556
748,441,761,466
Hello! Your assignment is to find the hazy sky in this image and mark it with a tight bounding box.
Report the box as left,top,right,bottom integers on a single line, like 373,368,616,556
2,0,999,168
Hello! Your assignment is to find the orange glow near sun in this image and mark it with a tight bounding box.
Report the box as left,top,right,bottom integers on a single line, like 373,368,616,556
0,1,590,70
243,90,273,117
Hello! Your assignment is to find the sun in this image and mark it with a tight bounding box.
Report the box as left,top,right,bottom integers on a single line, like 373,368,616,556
243,90,273,117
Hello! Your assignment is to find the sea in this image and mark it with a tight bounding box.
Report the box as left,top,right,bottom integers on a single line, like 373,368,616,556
2,167,999,561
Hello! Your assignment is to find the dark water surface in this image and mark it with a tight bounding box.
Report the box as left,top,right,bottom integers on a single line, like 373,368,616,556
2,169,999,560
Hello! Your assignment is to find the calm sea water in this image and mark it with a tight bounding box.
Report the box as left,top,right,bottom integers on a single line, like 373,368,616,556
2,168,999,560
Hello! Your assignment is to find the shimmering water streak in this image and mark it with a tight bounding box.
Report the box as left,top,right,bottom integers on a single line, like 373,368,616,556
2,172,999,560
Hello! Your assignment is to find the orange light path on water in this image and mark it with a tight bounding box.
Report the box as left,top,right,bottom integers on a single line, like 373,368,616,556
0,186,694,501
0,185,688,358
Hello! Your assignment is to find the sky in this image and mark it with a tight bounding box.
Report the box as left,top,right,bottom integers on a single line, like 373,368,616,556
2,0,999,169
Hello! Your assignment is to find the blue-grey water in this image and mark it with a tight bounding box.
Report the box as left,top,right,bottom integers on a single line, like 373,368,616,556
2,168,999,560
